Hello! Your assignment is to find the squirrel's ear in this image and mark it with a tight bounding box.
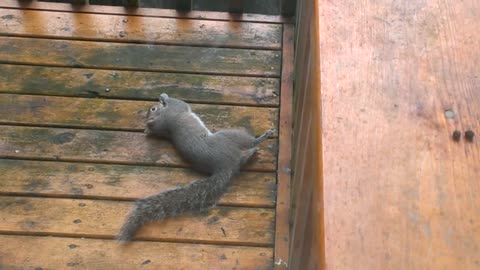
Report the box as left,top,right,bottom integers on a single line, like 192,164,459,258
159,93,169,102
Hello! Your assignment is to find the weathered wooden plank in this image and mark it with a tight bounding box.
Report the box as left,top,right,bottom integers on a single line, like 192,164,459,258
320,0,480,269
0,196,274,245
0,235,273,270
0,94,278,135
0,36,281,76
273,24,293,270
0,0,291,24
0,159,276,207
0,65,280,106
0,126,277,171
0,9,282,49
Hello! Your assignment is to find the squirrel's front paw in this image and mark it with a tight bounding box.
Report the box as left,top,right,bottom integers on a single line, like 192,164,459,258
265,128,276,138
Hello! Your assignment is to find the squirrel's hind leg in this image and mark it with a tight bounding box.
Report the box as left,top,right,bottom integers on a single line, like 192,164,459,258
253,128,276,146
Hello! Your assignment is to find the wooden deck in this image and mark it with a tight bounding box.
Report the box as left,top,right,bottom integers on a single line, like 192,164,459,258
0,2,292,269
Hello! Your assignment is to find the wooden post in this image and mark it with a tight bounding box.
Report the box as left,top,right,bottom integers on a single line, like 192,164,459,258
124,0,139,7
176,0,192,11
229,0,243,13
281,0,296,16
72,0,88,5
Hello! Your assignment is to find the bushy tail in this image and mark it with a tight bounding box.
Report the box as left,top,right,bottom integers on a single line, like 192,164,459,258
117,168,234,242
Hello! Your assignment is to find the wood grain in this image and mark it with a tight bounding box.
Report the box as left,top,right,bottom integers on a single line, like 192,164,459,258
0,94,278,135
0,235,273,270
0,196,274,245
0,0,290,23
0,126,277,171
0,159,276,207
0,8,282,49
288,0,324,269
273,24,293,270
0,64,280,106
320,0,480,269
0,36,281,77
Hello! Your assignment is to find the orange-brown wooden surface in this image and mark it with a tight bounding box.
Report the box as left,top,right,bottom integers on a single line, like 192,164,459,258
320,0,480,269
0,9,282,49
0,235,273,270
0,65,280,106
0,126,277,171
0,196,274,246
0,94,278,134
0,36,281,76
0,159,276,207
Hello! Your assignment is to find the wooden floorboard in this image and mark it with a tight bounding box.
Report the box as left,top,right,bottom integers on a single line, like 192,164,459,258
0,36,281,77
0,3,292,268
0,235,274,270
0,64,280,106
0,196,274,246
0,159,276,207
0,8,282,49
0,126,277,171
0,94,278,134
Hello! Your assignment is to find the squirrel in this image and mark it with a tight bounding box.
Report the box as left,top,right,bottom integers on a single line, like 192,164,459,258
117,93,275,242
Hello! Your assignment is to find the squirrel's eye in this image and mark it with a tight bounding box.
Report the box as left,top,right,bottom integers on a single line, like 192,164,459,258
150,107,157,112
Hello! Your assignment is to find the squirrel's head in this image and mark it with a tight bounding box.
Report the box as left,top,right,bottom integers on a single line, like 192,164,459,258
144,93,171,137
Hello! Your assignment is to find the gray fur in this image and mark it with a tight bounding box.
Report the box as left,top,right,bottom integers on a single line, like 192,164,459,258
117,93,275,242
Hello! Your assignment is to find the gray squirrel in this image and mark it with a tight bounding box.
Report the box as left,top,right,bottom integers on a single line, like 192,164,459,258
117,93,275,242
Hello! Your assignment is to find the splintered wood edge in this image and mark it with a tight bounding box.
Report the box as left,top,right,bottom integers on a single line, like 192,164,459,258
0,0,293,24
274,24,293,270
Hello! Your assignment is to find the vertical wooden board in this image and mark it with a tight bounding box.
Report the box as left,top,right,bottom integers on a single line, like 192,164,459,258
0,94,278,135
320,0,480,269
0,159,277,207
0,235,274,270
0,196,274,245
273,24,292,270
0,65,280,106
0,8,282,49
0,126,278,171
0,36,282,76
